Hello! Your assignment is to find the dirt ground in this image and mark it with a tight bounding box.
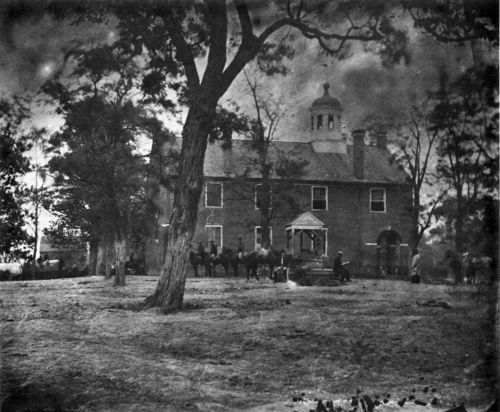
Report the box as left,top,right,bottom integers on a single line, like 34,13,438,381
0,275,498,412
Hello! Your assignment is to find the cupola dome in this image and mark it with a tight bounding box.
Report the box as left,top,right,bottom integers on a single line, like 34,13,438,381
311,82,342,110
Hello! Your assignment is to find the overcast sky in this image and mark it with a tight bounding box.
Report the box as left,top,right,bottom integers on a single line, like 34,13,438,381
0,5,492,139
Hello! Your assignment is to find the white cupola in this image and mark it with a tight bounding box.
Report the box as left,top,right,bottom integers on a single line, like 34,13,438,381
308,82,346,153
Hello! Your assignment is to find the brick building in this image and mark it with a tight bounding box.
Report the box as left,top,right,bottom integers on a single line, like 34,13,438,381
149,83,413,276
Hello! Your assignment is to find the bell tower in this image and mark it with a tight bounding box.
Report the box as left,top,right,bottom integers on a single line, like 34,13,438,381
308,82,345,153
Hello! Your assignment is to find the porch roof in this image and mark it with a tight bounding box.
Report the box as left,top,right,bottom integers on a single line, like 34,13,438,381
286,212,326,230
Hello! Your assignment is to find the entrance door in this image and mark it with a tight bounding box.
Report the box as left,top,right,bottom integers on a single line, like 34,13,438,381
376,230,401,276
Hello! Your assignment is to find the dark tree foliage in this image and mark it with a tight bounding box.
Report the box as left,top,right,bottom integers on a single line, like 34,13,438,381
44,45,174,283
0,98,32,254
405,0,498,45
431,64,498,253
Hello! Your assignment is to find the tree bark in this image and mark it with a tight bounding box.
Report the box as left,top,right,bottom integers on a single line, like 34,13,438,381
146,102,214,312
103,237,115,280
88,237,99,276
455,199,465,253
114,237,127,286
260,180,272,248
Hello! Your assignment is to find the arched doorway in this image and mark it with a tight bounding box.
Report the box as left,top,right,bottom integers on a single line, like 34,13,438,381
376,230,401,276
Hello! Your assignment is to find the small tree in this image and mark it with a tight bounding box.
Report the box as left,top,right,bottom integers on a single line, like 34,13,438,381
391,105,444,252
222,72,306,249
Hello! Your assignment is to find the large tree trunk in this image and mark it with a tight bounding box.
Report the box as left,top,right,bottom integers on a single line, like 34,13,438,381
455,203,465,253
260,191,272,249
146,103,213,313
88,237,99,276
103,237,115,280
114,237,127,286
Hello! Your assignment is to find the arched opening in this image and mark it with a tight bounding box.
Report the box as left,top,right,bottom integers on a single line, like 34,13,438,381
376,230,401,276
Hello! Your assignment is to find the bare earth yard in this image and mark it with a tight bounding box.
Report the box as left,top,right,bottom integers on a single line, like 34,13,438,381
1,276,498,411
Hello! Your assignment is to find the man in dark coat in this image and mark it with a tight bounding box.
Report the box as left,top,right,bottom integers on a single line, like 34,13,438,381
236,236,245,260
334,251,343,278
197,241,205,256
272,250,290,282
209,240,218,257
445,250,462,284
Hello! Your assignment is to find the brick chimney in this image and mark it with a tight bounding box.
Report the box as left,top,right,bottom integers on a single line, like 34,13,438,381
222,141,232,175
376,127,387,149
352,129,365,179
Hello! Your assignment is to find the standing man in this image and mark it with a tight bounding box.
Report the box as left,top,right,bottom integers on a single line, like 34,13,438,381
464,252,476,285
209,240,218,258
197,241,205,257
236,236,245,260
445,250,463,285
410,249,421,283
334,251,344,282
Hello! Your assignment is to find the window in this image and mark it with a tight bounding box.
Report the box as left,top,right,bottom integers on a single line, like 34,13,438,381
370,188,386,212
255,184,272,210
205,182,222,208
311,115,314,131
317,114,323,130
328,114,334,130
312,186,328,210
255,226,273,250
205,225,223,248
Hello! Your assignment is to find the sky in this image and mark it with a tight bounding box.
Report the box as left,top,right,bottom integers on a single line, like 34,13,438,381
0,4,490,136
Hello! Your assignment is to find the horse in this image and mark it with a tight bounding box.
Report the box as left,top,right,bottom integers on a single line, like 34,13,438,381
211,247,243,277
243,249,280,281
189,250,211,277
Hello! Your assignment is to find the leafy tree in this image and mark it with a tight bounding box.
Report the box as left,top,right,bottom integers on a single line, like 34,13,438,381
431,64,498,253
45,45,171,285
0,98,33,255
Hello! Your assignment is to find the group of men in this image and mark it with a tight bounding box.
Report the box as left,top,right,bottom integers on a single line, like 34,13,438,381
411,248,478,285
193,237,352,282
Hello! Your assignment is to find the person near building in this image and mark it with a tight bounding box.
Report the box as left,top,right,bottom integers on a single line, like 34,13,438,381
272,250,290,282
464,252,476,285
236,236,245,260
209,240,218,258
445,249,463,285
410,249,421,283
197,241,205,257
334,251,350,282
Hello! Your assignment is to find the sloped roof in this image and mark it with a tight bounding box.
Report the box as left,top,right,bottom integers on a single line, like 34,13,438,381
203,139,410,185
286,212,326,230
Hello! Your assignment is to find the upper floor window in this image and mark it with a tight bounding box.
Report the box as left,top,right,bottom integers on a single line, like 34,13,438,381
255,184,272,210
205,225,223,248
317,114,323,130
328,114,334,130
206,182,222,208
312,186,328,210
370,188,386,213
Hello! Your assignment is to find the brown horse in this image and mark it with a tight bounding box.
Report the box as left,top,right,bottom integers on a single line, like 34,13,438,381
243,250,281,281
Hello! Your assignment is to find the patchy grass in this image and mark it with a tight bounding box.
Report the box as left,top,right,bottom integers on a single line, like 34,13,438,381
0,276,497,411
